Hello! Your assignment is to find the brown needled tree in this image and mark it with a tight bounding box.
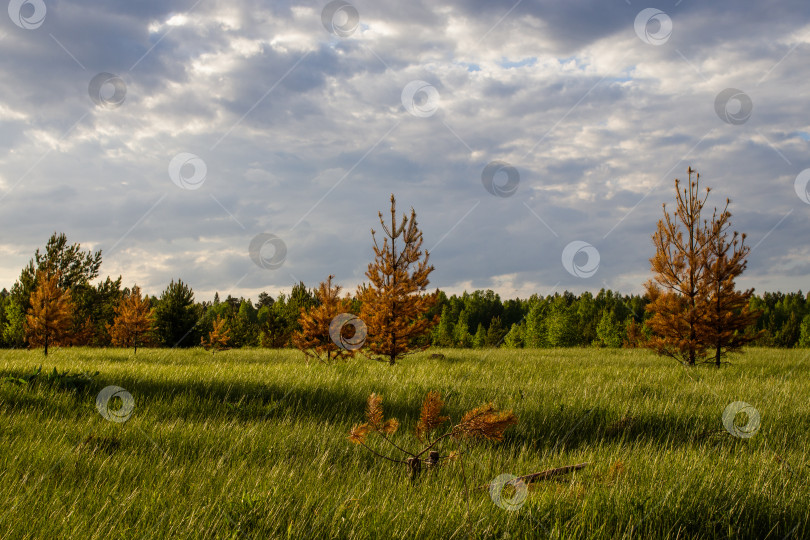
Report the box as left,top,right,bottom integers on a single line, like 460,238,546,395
359,195,438,365
202,315,231,354
645,167,761,366
69,317,97,347
108,285,155,353
645,167,713,365
699,205,762,366
348,391,517,481
293,275,357,363
25,270,74,356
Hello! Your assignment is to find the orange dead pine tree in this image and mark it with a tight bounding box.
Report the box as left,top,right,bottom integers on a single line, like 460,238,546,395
25,270,74,356
359,195,438,365
202,315,231,354
107,285,155,353
645,167,713,365
699,204,762,366
293,275,357,363
69,317,97,347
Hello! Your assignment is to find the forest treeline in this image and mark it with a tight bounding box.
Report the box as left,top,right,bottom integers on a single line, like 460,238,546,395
4,176,810,357
2,237,809,351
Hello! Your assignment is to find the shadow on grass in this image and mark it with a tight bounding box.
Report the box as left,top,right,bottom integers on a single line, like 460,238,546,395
2,364,754,455
502,405,753,454
0,365,412,425
4,351,807,457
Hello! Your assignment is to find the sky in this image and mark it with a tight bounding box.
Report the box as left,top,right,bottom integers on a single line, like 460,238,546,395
1,0,809,302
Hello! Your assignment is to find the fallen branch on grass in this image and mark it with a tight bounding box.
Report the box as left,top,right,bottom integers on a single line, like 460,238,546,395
476,462,590,490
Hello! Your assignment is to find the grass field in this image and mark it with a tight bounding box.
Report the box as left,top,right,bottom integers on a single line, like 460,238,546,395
1,347,808,539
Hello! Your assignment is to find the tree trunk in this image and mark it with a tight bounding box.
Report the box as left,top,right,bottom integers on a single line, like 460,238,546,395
714,290,721,367
688,299,696,365
44,334,49,357
407,457,421,480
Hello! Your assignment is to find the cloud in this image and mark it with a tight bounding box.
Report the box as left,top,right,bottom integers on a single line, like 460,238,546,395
1,0,809,300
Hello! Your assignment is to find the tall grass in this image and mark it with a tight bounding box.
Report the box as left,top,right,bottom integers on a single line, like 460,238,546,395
0,347,807,538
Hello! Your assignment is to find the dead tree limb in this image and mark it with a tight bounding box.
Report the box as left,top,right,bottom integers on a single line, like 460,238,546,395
476,462,590,490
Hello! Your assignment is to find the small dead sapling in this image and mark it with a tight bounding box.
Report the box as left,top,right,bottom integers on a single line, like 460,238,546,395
348,390,518,480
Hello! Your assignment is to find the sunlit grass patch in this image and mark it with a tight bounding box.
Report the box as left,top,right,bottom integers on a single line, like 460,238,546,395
0,347,807,538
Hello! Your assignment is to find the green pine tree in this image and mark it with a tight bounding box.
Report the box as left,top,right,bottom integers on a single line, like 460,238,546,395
485,316,506,347
546,299,578,347
503,322,524,348
433,305,455,346
799,314,810,348
596,310,624,348
153,280,199,347
472,323,487,348
524,301,549,348
2,299,26,347
454,309,472,348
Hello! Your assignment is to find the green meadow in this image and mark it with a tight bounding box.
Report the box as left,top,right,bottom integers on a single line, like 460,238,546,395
0,347,808,539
